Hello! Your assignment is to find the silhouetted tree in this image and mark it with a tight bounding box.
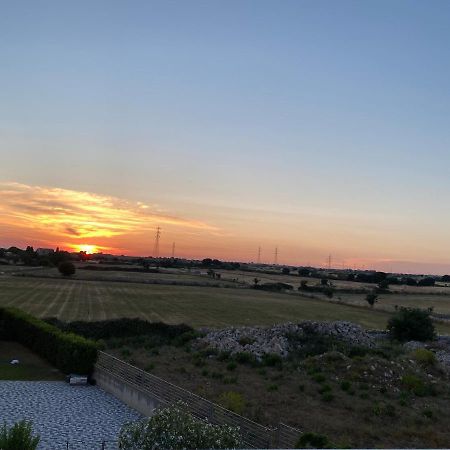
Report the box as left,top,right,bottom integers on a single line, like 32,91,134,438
58,261,76,276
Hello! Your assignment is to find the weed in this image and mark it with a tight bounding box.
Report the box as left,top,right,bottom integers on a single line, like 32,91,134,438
296,432,331,449
340,381,351,392
144,363,155,371
412,348,436,367
227,361,237,371
318,384,332,394
312,373,326,383
267,383,279,392
218,391,245,414
321,392,334,402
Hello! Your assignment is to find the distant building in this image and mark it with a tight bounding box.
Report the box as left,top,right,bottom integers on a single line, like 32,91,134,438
36,248,54,256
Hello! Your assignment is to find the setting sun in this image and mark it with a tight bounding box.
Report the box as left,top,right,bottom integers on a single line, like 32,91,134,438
76,244,98,254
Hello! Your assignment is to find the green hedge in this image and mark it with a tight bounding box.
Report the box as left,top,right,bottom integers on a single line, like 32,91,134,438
0,307,98,374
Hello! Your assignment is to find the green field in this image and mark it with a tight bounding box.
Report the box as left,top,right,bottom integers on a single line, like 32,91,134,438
2,275,450,333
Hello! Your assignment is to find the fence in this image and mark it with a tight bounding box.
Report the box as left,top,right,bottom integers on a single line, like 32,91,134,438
95,351,302,448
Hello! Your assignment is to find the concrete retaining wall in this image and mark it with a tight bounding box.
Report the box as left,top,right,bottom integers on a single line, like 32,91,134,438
93,366,163,416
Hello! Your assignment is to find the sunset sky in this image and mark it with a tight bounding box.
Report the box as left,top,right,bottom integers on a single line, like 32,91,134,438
2,1,450,273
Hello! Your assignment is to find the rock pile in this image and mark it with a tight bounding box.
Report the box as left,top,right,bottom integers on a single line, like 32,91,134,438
197,321,375,360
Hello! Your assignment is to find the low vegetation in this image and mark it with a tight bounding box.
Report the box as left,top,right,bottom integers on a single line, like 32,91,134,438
0,421,40,450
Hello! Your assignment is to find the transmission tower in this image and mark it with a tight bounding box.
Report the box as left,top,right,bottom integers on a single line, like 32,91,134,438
171,242,175,258
327,254,332,270
257,246,261,264
274,247,278,265
153,226,161,258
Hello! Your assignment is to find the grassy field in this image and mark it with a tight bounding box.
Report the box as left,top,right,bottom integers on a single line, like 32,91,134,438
2,274,450,333
0,276,398,329
0,341,62,380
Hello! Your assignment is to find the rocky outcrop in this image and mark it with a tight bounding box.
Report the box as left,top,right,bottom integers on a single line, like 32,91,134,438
197,321,375,360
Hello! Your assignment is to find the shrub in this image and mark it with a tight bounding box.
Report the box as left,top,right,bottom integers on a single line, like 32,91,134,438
387,308,435,342
401,374,435,396
218,391,245,414
296,432,331,449
0,307,97,374
0,421,40,450
226,361,237,371
412,348,436,367
267,383,278,392
321,392,334,402
118,401,242,449
235,352,257,365
340,381,351,391
58,261,76,276
261,353,283,368
238,336,255,346
312,373,326,383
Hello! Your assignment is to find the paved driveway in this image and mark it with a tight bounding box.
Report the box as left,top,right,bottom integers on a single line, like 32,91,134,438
0,381,142,449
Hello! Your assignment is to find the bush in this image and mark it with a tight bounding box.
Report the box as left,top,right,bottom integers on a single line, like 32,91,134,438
118,401,242,449
296,432,331,449
401,374,434,396
387,307,435,342
0,421,40,450
0,307,97,374
58,261,76,276
261,353,283,368
218,391,245,414
412,348,436,367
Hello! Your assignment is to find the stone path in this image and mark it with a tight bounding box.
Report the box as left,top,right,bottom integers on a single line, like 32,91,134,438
0,381,142,449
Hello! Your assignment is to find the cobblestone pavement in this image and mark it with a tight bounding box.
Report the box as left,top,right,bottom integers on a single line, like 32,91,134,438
0,381,142,449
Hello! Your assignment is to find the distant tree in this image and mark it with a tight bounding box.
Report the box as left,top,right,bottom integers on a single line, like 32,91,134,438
418,277,436,287
253,277,260,287
323,286,334,298
281,267,290,275
376,279,390,293
441,275,450,282
386,276,399,285
346,273,355,282
58,261,76,277
320,278,329,286
299,280,309,290
298,268,311,277
207,269,215,278
402,277,418,286
366,293,378,308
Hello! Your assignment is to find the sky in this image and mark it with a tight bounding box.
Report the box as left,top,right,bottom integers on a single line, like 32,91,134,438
1,0,450,274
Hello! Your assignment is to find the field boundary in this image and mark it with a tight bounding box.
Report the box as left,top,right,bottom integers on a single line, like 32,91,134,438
95,351,302,448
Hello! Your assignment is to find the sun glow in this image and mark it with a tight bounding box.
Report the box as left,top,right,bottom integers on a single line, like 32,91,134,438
76,244,98,254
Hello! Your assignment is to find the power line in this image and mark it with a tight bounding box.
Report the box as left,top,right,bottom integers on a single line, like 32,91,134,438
153,226,161,258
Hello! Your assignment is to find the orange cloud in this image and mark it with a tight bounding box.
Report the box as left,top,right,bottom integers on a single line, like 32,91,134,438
0,182,218,251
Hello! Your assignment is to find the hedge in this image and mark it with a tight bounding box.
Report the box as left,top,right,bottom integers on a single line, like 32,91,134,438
0,307,98,374
45,317,193,341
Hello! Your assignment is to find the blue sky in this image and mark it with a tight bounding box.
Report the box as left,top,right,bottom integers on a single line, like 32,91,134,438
1,1,450,272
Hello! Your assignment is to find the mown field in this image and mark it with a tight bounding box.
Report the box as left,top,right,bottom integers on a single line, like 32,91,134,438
2,274,450,333
0,276,401,330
